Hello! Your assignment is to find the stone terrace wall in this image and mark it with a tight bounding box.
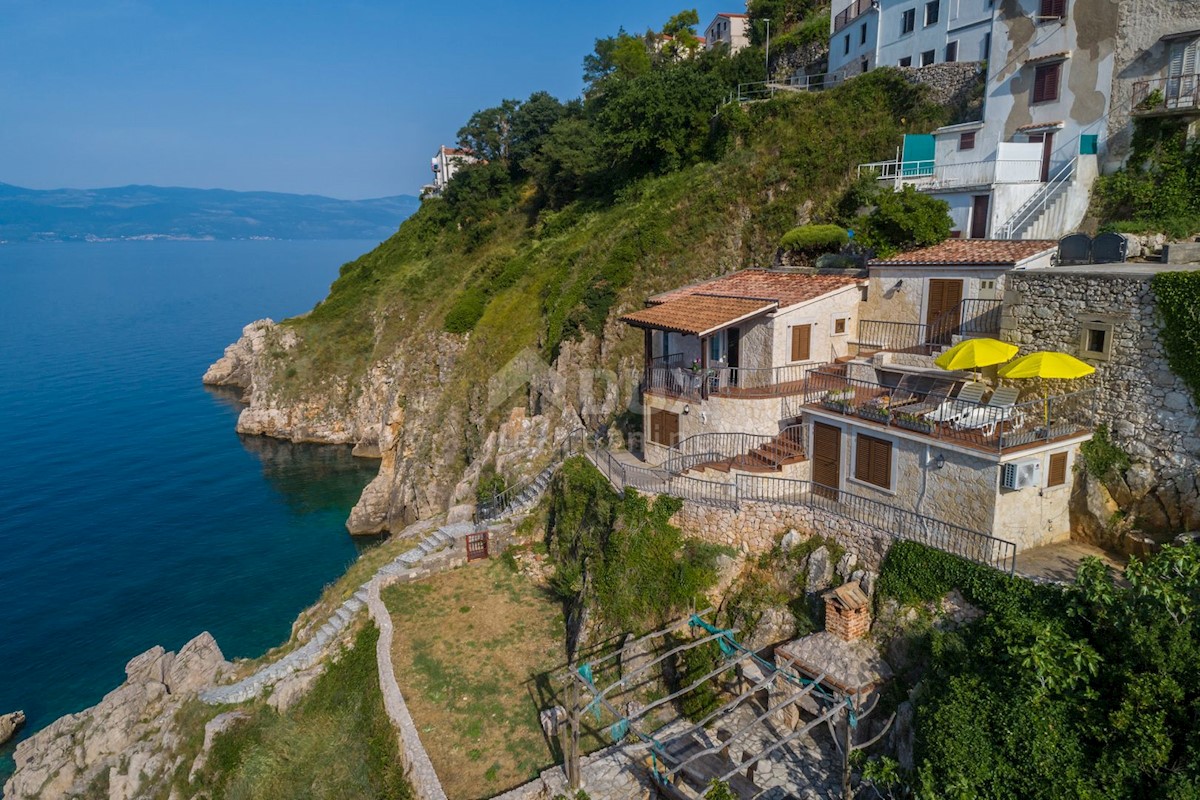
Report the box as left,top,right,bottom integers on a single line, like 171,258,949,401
899,62,985,121
672,500,895,571
1002,270,1200,531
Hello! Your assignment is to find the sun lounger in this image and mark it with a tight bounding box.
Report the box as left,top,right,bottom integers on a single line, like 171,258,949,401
953,385,1023,437
923,381,988,423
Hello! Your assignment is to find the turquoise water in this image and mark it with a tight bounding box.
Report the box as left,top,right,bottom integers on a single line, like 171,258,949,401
0,240,384,784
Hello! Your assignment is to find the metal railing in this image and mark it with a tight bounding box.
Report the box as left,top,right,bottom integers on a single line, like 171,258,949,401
475,429,589,522
858,159,1043,191
586,444,1017,573
659,423,809,475
736,475,1018,572
833,0,876,32
995,155,1077,240
723,73,844,105
1132,74,1200,115
644,363,817,402
854,299,1003,354
804,368,1095,454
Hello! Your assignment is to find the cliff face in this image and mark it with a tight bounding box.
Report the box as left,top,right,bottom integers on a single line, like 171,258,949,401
201,75,948,535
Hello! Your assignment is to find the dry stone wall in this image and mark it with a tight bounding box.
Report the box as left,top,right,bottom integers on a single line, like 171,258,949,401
1002,269,1200,532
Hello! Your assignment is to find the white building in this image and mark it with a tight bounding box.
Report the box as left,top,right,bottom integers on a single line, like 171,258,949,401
705,13,751,54
858,0,1200,240
424,146,477,197
828,0,993,78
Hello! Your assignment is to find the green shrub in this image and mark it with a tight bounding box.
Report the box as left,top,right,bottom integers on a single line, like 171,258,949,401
780,224,849,255
444,286,488,333
1152,270,1200,406
857,185,952,257
1079,423,1131,479
675,640,723,721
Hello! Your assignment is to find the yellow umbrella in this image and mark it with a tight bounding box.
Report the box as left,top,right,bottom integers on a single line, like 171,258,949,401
934,338,1019,378
998,351,1096,430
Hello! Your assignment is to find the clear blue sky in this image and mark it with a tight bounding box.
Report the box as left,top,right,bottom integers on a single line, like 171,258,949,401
1,0,731,199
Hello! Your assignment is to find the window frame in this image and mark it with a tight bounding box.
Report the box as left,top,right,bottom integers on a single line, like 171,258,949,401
648,408,681,447
860,22,868,45
844,34,851,55
924,0,940,26
920,49,936,67
899,56,913,67
853,433,894,491
1032,61,1063,104
1038,0,1067,20
831,316,849,336
901,8,916,35
1079,320,1113,361
790,323,813,363
959,131,976,150
945,40,958,63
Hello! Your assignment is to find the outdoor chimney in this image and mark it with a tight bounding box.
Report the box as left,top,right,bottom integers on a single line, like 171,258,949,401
824,582,871,642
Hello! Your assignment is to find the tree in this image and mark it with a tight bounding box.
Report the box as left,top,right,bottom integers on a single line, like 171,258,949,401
849,184,952,257
508,92,568,178
524,117,604,208
456,98,521,166
582,30,651,91
658,9,702,61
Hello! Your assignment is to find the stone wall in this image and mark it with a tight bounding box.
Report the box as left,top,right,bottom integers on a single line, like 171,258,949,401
1002,269,1200,532
671,500,895,571
898,63,985,122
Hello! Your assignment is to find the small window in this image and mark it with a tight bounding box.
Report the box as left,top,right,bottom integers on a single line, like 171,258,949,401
860,23,868,45
791,324,812,362
649,409,680,447
960,131,976,150
901,8,916,34
921,49,936,67
1032,62,1062,103
1080,320,1113,361
925,0,940,26
899,56,913,67
945,40,958,62
1047,452,1068,487
980,279,996,291
983,32,991,60
1039,0,1066,19
854,434,893,490
861,58,870,73
832,317,849,335
844,34,851,55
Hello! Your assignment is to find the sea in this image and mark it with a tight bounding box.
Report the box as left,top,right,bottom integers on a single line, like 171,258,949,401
0,240,386,785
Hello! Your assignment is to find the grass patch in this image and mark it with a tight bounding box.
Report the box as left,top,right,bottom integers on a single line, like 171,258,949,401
383,560,582,800
192,624,413,800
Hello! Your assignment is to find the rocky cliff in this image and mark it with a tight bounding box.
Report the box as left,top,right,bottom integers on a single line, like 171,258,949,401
3,633,228,800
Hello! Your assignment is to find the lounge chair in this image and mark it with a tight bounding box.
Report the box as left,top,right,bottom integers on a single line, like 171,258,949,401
953,385,1023,437
892,381,952,417
923,381,988,424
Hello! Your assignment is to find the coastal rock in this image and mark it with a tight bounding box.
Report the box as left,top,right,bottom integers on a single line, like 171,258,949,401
267,664,324,713
3,632,226,800
189,711,250,782
804,546,834,592
0,710,25,746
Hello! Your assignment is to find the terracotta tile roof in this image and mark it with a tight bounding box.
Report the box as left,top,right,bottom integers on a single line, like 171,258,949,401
869,240,1058,267
620,295,776,336
650,269,863,308
1017,121,1064,131
1026,51,1071,64
717,12,749,17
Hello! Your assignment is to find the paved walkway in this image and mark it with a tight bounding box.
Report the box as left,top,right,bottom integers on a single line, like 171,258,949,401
1014,541,1127,585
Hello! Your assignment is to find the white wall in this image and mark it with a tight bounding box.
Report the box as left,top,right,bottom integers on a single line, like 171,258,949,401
770,288,862,367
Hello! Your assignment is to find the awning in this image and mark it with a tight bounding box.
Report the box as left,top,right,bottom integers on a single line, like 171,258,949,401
620,294,776,337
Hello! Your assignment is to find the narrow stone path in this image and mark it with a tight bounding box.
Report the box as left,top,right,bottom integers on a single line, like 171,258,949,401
1014,541,1127,585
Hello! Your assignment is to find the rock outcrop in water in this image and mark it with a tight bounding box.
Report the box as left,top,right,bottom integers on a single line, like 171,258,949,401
3,632,229,800
203,319,606,534
0,710,24,746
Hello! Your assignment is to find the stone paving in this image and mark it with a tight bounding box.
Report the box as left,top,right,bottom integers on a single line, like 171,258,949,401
1014,540,1127,585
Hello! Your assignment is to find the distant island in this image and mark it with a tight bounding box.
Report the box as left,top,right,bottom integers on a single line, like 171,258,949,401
0,182,420,242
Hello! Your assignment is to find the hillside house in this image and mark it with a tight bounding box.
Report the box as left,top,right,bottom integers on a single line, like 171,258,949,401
829,0,992,77
622,240,1103,554
857,0,1200,240
424,146,477,197
705,13,751,54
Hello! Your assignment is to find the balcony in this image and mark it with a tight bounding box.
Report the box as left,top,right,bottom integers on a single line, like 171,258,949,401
858,158,1043,191
853,300,1004,356
803,368,1094,455
644,355,817,402
1132,75,1200,117
833,0,876,33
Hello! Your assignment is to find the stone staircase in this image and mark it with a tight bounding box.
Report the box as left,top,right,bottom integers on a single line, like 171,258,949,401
383,521,479,574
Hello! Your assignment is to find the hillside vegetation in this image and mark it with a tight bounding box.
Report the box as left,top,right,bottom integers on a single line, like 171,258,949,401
272,61,947,444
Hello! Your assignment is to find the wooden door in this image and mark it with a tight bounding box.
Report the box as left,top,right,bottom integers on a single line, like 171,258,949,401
466,530,489,561
812,422,841,500
727,327,740,386
1039,132,1055,182
970,194,990,239
925,279,963,344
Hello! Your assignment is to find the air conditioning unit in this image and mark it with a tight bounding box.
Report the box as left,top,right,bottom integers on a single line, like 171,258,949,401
1002,459,1042,491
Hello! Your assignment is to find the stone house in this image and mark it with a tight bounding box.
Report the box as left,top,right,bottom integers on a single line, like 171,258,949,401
829,0,993,79
620,270,866,463
858,0,1200,241
705,13,751,54
425,146,477,197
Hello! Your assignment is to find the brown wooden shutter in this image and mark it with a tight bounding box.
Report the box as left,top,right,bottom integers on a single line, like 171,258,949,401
1039,0,1066,18
855,435,872,484
855,435,892,489
791,324,812,362
1033,63,1061,103
1048,452,1068,487
665,411,679,446
650,409,663,445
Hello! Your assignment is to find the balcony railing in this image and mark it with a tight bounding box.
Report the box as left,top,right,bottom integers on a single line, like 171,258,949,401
644,363,821,402
833,0,876,32
1132,74,1200,116
803,369,1094,454
858,158,1043,190
659,424,809,475
854,299,1003,355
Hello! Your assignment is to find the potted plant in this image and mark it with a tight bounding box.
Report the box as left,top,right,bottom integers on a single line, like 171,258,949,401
895,411,934,434
857,404,892,424
822,396,854,414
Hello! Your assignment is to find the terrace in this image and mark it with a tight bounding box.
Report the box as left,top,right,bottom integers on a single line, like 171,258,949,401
644,353,815,403
803,367,1095,456
1132,74,1200,117
857,157,1043,192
